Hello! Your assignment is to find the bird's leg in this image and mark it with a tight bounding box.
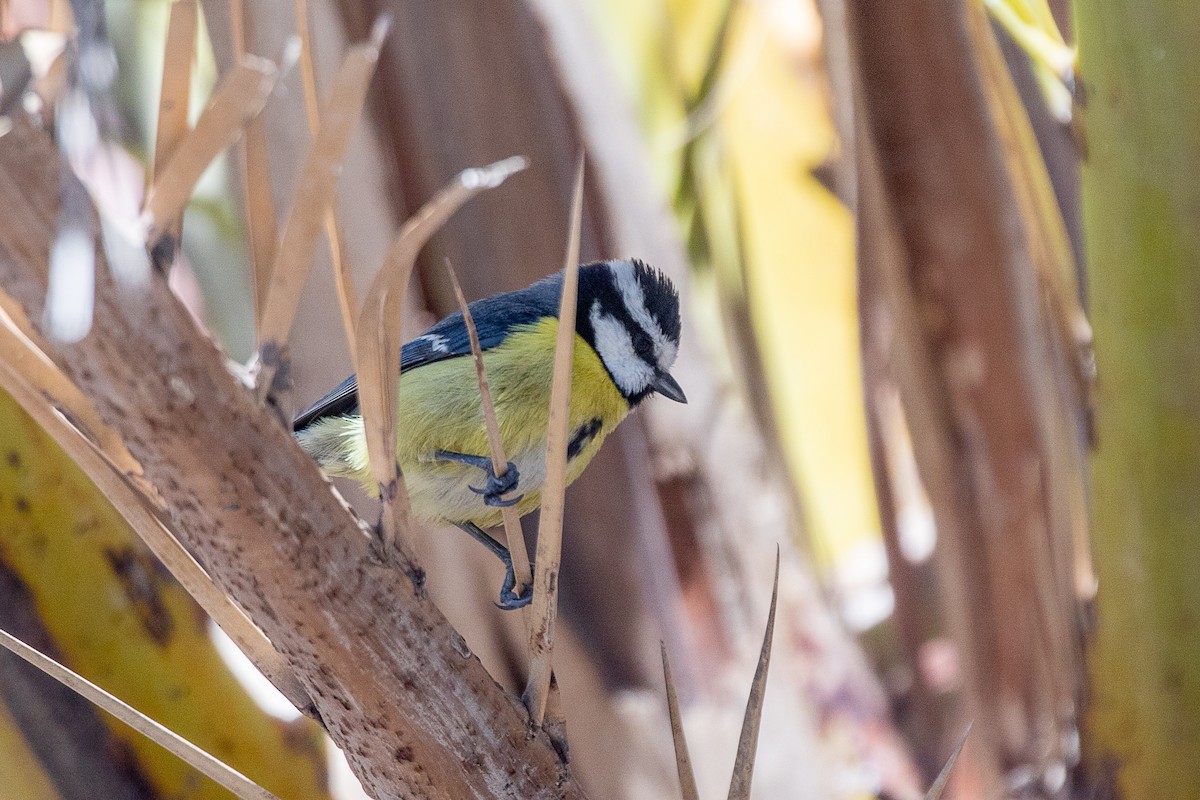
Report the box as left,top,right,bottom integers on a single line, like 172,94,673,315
453,521,534,610
433,449,523,507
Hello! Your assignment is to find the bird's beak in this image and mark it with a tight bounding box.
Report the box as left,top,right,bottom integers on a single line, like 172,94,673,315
651,372,687,403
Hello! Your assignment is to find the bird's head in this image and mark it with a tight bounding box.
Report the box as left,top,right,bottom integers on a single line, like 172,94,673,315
578,258,686,407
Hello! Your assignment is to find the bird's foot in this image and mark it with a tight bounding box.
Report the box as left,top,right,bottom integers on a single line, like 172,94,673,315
434,449,524,507
497,557,535,611
452,521,534,611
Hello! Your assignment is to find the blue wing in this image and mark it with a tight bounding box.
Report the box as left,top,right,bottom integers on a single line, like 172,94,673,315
292,273,562,431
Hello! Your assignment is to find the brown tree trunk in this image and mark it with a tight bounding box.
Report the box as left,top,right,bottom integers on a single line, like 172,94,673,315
0,117,583,800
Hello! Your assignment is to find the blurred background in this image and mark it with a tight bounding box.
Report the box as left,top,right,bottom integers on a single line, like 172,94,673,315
2,0,1196,798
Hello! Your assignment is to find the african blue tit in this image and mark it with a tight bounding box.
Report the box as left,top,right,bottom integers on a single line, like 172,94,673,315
294,258,686,608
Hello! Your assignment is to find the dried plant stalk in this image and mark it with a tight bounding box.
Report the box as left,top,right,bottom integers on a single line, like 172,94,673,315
444,260,533,598
142,56,277,244
294,0,359,355
0,298,312,715
151,0,195,187
227,0,246,52
661,642,701,800
523,156,584,726
222,0,278,326
0,627,282,800
243,112,277,330
149,0,196,266
726,551,780,800
256,19,388,396
354,157,526,562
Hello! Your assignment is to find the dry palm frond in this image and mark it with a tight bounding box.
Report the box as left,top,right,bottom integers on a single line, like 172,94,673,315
354,156,526,563
255,18,390,401
142,56,277,244
523,156,584,726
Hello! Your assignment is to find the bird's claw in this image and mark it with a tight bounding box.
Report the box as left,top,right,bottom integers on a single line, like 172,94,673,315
466,460,523,508
477,490,524,508
496,558,535,610
434,450,524,508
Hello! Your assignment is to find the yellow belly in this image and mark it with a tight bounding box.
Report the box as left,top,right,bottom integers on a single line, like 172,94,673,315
302,318,630,528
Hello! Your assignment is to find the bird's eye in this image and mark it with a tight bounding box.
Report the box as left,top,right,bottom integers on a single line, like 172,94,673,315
631,329,656,363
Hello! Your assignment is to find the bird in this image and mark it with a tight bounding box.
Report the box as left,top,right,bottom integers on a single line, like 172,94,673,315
294,258,686,609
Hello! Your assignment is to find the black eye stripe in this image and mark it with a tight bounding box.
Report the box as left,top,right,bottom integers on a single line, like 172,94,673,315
574,259,681,405
631,328,655,361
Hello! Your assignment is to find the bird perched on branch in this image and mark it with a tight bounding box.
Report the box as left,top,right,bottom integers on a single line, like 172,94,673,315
294,258,686,609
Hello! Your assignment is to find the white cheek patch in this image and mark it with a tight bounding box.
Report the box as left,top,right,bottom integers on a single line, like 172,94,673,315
590,301,655,395
652,330,677,370
611,260,678,370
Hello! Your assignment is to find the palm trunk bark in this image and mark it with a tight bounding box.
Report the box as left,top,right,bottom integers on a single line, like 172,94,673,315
847,0,1087,794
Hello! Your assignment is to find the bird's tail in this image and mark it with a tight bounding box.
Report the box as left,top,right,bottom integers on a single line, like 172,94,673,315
295,417,372,485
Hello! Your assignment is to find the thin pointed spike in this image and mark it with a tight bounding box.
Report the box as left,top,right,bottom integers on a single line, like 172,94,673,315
925,722,972,800
727,549,781,800
661,642,701,800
